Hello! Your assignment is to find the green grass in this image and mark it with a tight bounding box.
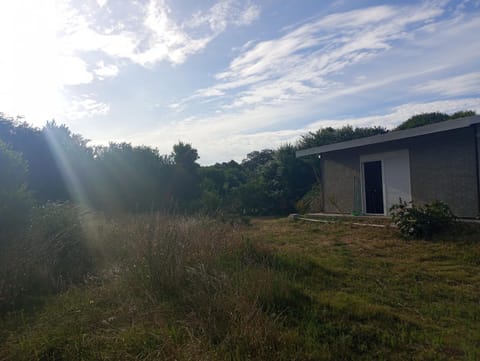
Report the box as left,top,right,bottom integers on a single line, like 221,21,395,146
1,214,479,360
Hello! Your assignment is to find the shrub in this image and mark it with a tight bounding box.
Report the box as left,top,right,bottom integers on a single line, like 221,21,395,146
0,140,33,245
389,200,456,239
0,203,95,312
27,203,94,286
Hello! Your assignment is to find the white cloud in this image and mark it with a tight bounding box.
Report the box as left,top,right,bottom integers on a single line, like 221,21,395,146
132,0,260,65
150,1,480,164
94,61,120,79
96,0,108,8
59,0,261,67
62,96,110,121
115,97,480,165
414,72,480,96
234,3,261,26
189,0,260,32
189,2,445,109
60,56,94,85
2,0,479,165
0,0,260,123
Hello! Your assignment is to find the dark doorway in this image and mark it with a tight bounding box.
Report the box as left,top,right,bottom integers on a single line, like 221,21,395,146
364,161,384,214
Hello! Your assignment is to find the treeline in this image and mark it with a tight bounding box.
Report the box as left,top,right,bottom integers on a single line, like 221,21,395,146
0,116,319,220
0,110,476,225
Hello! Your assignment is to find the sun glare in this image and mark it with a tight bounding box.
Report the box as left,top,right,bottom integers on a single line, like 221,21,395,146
0,0,68,124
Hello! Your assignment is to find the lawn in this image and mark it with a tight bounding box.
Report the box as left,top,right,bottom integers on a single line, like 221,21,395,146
1,214,479,360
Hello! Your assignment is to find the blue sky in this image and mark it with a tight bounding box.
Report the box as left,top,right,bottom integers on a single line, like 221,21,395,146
1,0,479,164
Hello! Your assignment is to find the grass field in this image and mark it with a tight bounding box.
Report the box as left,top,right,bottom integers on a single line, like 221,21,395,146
1,213,479,360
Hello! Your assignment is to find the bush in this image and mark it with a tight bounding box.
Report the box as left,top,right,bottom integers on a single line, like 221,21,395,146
0,140,33,244
389,200,456,239
0,203,95,312
27,203,94,286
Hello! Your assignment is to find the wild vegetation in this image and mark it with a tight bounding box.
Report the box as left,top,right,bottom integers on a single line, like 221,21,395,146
394,110,476,131
1,212,479,360
0,110,479,360
1,110,476,220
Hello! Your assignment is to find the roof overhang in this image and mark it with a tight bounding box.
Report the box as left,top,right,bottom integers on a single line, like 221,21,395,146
296,115,480,158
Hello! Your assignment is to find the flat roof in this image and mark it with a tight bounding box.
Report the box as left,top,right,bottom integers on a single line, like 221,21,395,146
296,115,480,157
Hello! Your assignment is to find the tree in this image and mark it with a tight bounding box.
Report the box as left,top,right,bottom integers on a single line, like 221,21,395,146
0,140,33,244
0,116,95,203
271,144,316,213
298,125,387,149
172,141,199,170
395,111,477,130
449,110,476,119
170,142,201,210
395,112,450,130
42,121,94,204
241,149,274,172
92,143,174,212
199,160,248,213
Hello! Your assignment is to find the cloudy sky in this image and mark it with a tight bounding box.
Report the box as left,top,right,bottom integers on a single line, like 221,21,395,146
1,0,479,164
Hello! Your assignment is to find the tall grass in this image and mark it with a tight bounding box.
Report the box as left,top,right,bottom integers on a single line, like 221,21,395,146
0,207,305,360
0,203,98,312
1,211,479,360
116,214,291,358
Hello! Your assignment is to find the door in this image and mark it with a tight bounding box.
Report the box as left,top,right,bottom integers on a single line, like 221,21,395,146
361,150,411,215
363,160,384,214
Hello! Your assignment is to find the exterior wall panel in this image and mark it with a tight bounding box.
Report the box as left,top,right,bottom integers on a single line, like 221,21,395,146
322,151,359,214
409,127,478,218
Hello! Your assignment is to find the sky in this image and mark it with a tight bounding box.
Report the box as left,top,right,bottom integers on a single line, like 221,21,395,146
1,0,479,164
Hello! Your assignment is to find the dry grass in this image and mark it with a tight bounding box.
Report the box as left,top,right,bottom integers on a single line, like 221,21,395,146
1,212,479,360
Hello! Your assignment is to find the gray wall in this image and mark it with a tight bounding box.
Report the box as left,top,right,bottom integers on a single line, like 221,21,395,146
321,126,479,217
409,127,478,218
322,150,359,214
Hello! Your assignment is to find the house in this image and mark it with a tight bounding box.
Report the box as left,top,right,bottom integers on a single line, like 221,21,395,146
296,115,480,218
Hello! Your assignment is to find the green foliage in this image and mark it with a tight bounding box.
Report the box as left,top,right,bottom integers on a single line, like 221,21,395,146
395,110,477,130
0,110,476,218
395,112,450,130
42,121,93,203
242,149,274,171
449,110,476,119
389,200,457,239
172,141,199,169
92,142,174,212
239,146,316,215
0,140,33,242
0,116,92,202
298,125,387,149
271,144,316,213
0,203,94,312
199,147,316,216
